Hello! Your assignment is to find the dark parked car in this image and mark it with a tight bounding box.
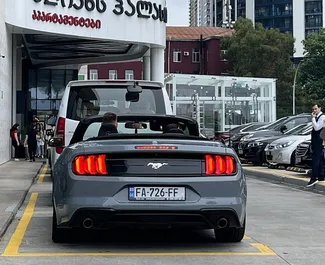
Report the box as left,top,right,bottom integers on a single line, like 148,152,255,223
239,123,312,165
231,114,312,154
225,122,268,148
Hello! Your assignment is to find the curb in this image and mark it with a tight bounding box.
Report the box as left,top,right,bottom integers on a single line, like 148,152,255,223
0,161,47,239
243,168,325,193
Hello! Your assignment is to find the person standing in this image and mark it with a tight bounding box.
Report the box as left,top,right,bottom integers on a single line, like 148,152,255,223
10,123,20,161
307,104,325,187
24,123,38,162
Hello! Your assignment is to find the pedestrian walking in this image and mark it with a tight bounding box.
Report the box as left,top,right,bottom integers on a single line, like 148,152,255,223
24,122,38,162
307,104,325,187
10,123,20,161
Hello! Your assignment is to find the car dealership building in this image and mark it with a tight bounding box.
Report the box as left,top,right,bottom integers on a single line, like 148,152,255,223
0,0,167,164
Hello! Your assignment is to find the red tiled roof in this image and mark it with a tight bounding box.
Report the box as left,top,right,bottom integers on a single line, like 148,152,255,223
166,26,234,40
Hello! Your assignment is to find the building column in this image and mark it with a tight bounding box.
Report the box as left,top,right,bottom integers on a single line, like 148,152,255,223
293,0,305,58
150,47,165,84
143,50,150,80
12,35,23,127
245,0,255,26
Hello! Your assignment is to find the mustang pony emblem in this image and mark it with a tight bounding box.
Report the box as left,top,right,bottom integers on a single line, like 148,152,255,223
147,162,168,170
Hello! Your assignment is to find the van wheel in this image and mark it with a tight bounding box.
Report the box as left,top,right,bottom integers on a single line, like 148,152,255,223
214,218,246,243
52,207,70,243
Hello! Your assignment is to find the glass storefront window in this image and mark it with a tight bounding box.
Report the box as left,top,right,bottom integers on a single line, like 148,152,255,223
165,74,276,131
51,100,61,110
24,69,77,127
51,70,65,99
31,100,37,110
37,100,51,110
29,70,37,99
37,70,51,99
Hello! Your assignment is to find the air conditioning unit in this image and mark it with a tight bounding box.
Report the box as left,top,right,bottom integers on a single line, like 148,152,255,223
184,51,189,56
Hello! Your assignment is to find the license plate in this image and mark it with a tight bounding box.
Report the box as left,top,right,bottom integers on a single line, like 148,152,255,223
238,149,243,154
129,187,186,201
296,157,301,163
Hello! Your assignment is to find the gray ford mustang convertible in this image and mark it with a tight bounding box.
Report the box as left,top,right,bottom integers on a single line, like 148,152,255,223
49,114,247,243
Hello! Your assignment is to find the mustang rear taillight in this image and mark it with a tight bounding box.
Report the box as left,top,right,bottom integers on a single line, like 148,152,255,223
205,155,237,175
72,154,107,175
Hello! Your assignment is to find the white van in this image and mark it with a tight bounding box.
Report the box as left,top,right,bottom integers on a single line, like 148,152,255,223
49,79,172,168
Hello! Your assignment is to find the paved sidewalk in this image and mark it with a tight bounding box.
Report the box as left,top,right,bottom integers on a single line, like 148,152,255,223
243,165,325,192
0,159,46,238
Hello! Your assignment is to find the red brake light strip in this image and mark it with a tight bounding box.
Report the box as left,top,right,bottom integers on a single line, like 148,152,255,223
72,154,107,175
205,155,237,175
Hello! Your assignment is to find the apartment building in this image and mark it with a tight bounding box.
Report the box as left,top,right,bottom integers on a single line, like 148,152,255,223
190,0,325,58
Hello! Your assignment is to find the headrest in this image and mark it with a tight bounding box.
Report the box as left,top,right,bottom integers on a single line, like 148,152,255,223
99,123,118,135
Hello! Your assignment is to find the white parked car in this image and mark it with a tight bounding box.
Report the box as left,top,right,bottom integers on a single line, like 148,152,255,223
265,125,312,167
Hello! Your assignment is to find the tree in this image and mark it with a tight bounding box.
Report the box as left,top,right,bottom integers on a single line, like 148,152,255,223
299,28,325,104
221,17,298,117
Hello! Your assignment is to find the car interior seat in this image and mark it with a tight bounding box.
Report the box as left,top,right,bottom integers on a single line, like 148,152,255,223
163,124,184,134
98,123,118,136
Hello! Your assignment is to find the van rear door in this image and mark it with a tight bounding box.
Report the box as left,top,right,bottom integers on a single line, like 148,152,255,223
65,81,168,146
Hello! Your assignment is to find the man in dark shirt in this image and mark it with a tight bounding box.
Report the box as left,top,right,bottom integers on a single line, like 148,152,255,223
307,104,325,187
98,112,118,136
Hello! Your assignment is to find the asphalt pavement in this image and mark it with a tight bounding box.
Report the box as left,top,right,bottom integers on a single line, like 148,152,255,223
0,165,324,264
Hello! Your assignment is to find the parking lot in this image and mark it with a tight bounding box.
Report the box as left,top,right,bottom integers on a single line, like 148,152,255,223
0,165,325,264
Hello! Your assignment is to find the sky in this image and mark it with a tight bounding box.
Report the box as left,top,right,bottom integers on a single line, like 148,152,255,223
166,0,189,26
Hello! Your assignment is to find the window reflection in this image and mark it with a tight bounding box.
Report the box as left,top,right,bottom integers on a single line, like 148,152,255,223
31,100,37,110
37,70,51,99
51,70,65,99
51,100,61,110
176,85,215,97
29,70,37,99
37,100,51,110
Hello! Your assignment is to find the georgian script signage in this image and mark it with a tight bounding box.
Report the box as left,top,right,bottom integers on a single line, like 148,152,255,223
33,0,107,13
113,0,167,23
33,0,168,23
32,0,104,28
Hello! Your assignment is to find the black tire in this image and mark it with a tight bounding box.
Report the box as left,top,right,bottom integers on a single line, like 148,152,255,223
214,218,246,243
52,207,70,243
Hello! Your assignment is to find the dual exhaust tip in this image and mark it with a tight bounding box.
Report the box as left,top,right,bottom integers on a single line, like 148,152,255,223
83,218,94,229
216,217,228,229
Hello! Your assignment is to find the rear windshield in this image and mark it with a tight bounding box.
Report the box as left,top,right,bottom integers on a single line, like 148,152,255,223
83,122,193,141
67,86,165,120
69,117,197,144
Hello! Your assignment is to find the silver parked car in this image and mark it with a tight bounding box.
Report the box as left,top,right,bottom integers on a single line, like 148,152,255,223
49,114,247,243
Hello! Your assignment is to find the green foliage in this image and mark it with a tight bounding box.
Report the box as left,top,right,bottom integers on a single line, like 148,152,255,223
221,17,298,117
299,28,325,102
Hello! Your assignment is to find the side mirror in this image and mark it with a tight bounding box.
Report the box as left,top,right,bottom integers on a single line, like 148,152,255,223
48,137,64,147
280,125,287,133
125,92,139,102
127,83,142,93
46,129,54,136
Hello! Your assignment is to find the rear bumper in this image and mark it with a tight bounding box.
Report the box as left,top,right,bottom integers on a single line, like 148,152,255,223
53,172,247,230
61,208,244,230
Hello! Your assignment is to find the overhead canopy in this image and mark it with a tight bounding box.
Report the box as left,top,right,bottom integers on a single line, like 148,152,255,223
20,33,148,68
